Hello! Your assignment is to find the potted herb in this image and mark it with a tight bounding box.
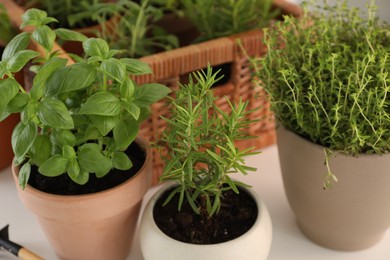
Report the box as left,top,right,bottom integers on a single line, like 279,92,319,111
0,2,20,171
139,67,272,260
0,8,170,259
253,0,390,251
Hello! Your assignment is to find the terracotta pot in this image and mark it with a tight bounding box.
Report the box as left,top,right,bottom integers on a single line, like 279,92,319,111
12,138,152,260
0,114,19,171
139,183,272,260
276,126,390,251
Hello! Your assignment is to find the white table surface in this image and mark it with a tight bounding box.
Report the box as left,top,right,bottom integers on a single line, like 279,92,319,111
1,145,389,260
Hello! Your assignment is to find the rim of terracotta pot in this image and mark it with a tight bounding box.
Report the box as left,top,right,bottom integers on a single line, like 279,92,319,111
141,182,272,251
12,137,152,219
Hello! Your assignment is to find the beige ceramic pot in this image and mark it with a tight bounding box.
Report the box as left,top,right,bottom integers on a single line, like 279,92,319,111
139,183,272,260
12,138,152,260
276,126,390,251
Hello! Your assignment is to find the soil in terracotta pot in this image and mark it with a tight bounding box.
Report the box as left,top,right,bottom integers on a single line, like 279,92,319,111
27,141,146,195
153,187,258,244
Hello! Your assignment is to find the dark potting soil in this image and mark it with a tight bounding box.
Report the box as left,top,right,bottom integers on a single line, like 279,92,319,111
27,142,146,195
153,187,258,244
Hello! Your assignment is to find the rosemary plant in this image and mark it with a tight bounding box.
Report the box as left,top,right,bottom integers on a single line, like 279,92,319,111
158,66,258,217
253,1,390,187
180,0,278,42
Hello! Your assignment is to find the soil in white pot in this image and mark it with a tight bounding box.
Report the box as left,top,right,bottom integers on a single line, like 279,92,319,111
153,186,258,244
27,141,146,195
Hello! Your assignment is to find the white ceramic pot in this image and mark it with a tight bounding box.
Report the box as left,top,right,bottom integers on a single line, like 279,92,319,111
139,183,272,260
276,126,390,251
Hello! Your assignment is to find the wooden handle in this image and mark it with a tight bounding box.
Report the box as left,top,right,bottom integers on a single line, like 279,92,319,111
18,248,44,260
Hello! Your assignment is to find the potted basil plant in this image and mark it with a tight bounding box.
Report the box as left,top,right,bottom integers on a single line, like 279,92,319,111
0,8,170,260
253,0,390,251
139,66,272,260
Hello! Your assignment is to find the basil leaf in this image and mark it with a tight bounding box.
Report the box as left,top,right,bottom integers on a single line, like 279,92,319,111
32,25,56,52
29,135,52,166
39,155,68,177
112,151,133,170
55,28,88,42
134,83,171,106
90,115,119,136
7,50,40,73
113,117,139,150
79,92,121,116
101,58,126,83
45,63,96,96
19,162,31,190
0,78,20,118
2,32,31,60
12,121,37,160
78,144,112,174
37,98,74,129
6,92,30,113
120,58,152,75
83,38,109,58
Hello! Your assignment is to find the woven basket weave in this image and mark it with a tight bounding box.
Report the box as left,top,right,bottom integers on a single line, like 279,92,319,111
134,0,302,184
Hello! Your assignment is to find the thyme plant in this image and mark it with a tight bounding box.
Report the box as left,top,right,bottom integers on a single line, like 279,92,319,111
180,0,279,42
158,66,258,217
0,9,171,189
253,1,390,187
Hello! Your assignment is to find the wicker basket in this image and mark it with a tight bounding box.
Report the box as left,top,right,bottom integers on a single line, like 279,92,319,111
134,1,302,184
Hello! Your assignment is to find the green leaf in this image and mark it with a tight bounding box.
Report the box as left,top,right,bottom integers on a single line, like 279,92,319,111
21,8,57,28
0,78,20,118
45,63,96,96
120,77,135,99
63,145,76,159
20,100,38,124
31,57,67,99
19,162,31,190
55,28,88,42
79,92,121,116
70,168,89,185
134,83,171,106
120,58,152,75
2,32,31,60
90,115,119,136
29,135,52,166
37,98,74,129
39,155,68,177
83,38,109,58
7,50,40,73
12,121,37,160
113,117,139,150
6,92,30,113
122,102,140,120
112,152,133,170
78,143,112,174
225,175,239,194
101,58,126,83
32,25,56,52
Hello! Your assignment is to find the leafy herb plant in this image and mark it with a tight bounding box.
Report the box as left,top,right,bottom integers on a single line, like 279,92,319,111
180,0,278,42
97,0,179,58
158,66,258,217
0,8,171,189
22,0,112,29
253,1,390,187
